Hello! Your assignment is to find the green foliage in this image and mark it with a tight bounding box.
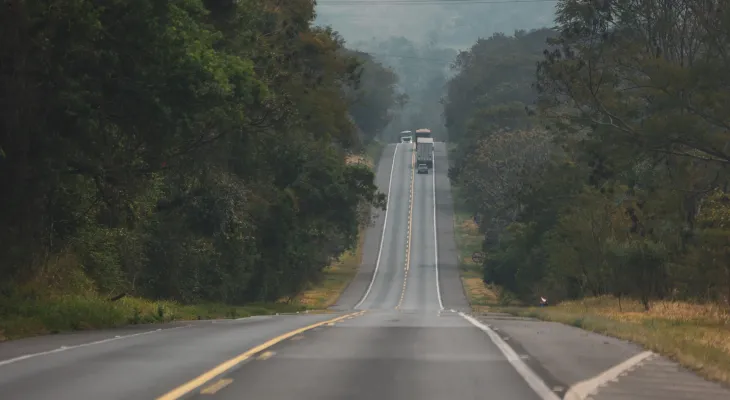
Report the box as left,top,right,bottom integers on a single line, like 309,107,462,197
0,0,392,315
445,3,730,309
345,51,406,143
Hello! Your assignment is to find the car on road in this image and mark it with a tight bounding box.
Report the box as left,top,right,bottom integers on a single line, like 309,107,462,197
417,163,428,174
401,136,412,143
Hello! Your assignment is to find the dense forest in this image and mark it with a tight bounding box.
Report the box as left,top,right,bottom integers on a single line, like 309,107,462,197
445,0,730,309
0,0,402,306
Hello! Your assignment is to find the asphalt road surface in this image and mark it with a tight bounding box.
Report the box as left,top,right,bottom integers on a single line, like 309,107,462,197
1,142,729,400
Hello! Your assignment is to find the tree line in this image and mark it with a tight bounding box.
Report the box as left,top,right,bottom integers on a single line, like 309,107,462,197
445,0,730,309
0,0,401,305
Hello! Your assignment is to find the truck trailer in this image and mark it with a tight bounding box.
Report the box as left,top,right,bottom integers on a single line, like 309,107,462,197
400,130,413,143
416,137,434,169
414,128,432,141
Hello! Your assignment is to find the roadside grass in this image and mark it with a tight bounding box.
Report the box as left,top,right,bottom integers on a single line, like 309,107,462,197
498,297,730,386
451,189,505,312
453,210,497,310
293,230,367,309
364,139,385,167
449,184,730,385
0,294,304,342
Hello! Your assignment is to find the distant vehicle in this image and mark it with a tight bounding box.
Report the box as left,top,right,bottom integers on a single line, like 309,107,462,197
416,137,434,168
415,128,432,141
400,130,413,143
417,163,429,174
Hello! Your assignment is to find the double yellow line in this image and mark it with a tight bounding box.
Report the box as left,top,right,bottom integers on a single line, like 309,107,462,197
157,310,366,400
396,145,416,309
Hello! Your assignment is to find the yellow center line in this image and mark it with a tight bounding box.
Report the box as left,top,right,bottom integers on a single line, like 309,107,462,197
396,146,416,310
156,310,366,400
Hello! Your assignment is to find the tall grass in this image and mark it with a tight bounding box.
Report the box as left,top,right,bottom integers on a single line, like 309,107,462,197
501,297,730,385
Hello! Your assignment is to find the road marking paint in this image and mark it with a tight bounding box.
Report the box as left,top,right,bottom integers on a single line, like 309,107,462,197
432,144,443,310
396,146,416,310
459,312,561,400
0,325,191,368
256,351,275,361
396,270,409,309
200,379,233,395
355,144,399,309
563,350,654,400
156,311,365,400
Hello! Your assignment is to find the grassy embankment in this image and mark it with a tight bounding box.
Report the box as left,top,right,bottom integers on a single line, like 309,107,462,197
295,139,385,308
451,187,504,312
451,187,730,385
0,294,304,341
0,141,386,342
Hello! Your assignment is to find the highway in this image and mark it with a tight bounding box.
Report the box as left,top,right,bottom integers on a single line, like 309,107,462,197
1,142,729,400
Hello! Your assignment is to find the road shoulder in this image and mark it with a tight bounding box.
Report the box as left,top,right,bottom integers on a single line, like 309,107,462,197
470,311,730,399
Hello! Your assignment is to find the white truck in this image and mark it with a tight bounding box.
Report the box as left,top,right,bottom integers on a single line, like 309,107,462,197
400,130,413,143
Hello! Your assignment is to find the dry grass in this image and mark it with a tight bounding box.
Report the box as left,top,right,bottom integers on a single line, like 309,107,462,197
346,154,373,168
501,296,730,386
452,209,502,310
454,214,482,269
294,231,366,309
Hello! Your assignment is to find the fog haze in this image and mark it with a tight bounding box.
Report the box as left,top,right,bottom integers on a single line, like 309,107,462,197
314,0,557,141
315,0,556,50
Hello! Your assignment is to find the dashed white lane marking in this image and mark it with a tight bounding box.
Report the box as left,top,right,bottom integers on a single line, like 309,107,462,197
459,312,560,400
563,351,655,400
355,143,400,309
0,325,190,367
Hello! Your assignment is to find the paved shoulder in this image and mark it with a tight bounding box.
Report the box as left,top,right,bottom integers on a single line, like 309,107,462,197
585,354,730,400
474,312,730,400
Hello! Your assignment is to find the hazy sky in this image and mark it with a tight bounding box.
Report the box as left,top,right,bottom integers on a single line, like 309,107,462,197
314,0,557,50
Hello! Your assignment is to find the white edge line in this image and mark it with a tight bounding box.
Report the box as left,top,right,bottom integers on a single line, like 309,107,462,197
563,350,654,400
459,312,561,400
432,143,443,310
354,143,399,309
0,325,190,367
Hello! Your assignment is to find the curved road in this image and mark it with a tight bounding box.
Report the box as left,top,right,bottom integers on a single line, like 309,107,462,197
1,142,728,400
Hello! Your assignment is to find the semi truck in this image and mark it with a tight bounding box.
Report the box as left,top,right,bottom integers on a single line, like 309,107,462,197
416,137,434,169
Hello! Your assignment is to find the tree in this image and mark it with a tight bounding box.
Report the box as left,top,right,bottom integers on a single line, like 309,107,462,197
0,0,388,305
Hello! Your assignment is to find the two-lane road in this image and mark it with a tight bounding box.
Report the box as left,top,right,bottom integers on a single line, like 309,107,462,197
0,142,561,400
400,142,441,312
6,141,690,400
150,142,558,400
